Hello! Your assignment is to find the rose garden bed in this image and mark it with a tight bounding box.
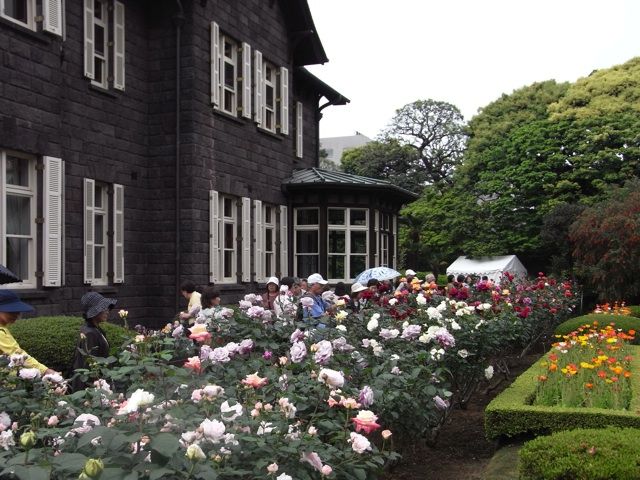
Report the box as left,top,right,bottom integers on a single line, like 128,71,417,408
0,275,577,480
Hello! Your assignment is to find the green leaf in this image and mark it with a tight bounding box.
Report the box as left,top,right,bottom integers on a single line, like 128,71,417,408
52,452,89,473
150,432,180,459
149,467,178,479
4,466,50,480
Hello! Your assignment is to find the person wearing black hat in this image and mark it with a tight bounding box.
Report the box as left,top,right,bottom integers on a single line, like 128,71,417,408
0,289,56,375
71,291,117,391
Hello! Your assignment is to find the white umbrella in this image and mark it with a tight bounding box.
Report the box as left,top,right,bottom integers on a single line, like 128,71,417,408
355,267,401,284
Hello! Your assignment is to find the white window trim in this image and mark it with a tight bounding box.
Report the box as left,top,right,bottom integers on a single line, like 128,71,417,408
92,183,109,286
220,194,238,284
1,0,36,30
263,204,276,280
293,208,319,279
0,151,37,289
220,34,238,116
295,101,303,158
262,61,276,133
90,0,109,89
327,208,369,283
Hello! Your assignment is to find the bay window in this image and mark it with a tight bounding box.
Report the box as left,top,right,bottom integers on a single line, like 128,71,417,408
294,208,318,279
327,208,368,282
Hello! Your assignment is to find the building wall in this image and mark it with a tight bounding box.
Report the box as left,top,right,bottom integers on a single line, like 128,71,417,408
0,0,324,325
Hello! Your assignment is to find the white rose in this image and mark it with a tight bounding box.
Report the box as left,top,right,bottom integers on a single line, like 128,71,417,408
318,368,345,388
220,401,243,422
349,432,372,453
458,349,469,358
200,418,225,442
186,444,206,461
388,298,398,306
336,324,347,332
485,365,494,380
366,318,379,332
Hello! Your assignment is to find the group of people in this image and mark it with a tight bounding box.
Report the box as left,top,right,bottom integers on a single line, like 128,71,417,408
0,267,485,393
0,289,117,391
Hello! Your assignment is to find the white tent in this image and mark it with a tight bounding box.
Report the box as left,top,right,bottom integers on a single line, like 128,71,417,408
446,255,527,284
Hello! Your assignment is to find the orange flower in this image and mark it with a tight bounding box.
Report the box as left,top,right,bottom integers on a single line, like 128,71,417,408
549,363,558,372
538,375,548,382
597,370,607,379
624,371,632,378
584,383,594,389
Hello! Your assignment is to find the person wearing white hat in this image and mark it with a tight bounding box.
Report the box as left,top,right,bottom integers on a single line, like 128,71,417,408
396,269,417,293
262,276,280,311
348,282,367,312
300,273,331,326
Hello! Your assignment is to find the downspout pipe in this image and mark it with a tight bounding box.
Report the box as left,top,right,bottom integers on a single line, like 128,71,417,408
174,1,184,311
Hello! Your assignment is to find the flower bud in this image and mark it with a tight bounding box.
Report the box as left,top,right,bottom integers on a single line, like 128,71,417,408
20,430,37,449
267,463,279,473
321,465,333,476
185,444,206,461
381,429,392,440
82,458,104,478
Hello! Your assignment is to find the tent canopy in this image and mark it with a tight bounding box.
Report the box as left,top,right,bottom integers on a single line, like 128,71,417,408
446,255,527,284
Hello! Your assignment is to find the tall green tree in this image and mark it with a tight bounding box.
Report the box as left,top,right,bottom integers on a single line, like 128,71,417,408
382,99,467,188
341,140,422,193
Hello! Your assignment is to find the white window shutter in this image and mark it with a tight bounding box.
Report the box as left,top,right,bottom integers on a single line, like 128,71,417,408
83,178,95,283
374,210,380,267
279,205,288,277
253,50,263,126
296,101,303,158
113,1,125,91
113,184,124,283
279,66,289,134
209,191,220,283
241,42,252,119
83,0,95,79
43,157,63,287
253,200,263,283
241,197,251,282
211,22,220,106
43,0,63,36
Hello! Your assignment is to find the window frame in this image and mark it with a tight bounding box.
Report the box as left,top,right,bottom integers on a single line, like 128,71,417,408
293,207,319,279
1,0,36,30
91,0,109,89
91,182,109,286
262,60,276,133
1,151,37,289
219,33,238,116
327,207,369,283
220,195,237,283
262,203,276,279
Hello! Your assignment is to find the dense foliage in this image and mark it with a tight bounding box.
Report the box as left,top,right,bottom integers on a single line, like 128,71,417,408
0,275,576,479
9,317,131,375
519,427,640,480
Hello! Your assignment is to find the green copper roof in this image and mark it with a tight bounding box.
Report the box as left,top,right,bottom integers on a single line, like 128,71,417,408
282,168,418,201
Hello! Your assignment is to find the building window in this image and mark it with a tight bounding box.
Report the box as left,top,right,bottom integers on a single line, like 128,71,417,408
327,208,368,282
263,204,276,278
210,23,251,119
294,208,319,279
84,179,124,285
0,152,36,288
1,0,34,29
220,34,238,115
221,196,237,281
263,61,276,132
380,212,391,267
210,192,238,284
84,0,125,91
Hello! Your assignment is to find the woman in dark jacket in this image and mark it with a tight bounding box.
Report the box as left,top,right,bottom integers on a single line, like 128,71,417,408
71,292,117,391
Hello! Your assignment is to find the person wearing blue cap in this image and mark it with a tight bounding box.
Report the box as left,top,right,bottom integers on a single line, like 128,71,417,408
0,289,56,375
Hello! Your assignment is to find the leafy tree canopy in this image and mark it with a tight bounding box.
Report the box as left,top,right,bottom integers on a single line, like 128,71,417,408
341,140,423,193
381,99,467,188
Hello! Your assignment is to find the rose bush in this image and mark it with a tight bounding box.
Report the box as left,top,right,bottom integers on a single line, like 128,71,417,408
0,274,577,479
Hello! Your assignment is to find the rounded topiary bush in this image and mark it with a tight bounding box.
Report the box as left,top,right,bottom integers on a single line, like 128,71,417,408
519,427,640,480
554,314,640,344
9,316,132,375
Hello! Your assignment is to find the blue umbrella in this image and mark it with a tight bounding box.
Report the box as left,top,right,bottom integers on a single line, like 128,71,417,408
355,267,401,284
0,264,21,285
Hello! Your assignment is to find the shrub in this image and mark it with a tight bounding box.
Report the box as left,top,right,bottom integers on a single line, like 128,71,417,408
519,427,640,480
629,305,640,318
9,316,131,375
485,345,640,440
554,314,640,344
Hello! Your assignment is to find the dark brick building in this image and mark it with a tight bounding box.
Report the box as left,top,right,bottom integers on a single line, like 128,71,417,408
0,0,414,325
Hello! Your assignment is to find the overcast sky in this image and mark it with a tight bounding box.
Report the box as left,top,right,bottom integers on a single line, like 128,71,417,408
306,0,640,139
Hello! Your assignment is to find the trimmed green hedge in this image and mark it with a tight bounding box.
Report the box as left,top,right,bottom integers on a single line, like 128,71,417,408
9,316,132,375
484,345,640,440
554,314,640,344
519,427,640,480
629,305,640,318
